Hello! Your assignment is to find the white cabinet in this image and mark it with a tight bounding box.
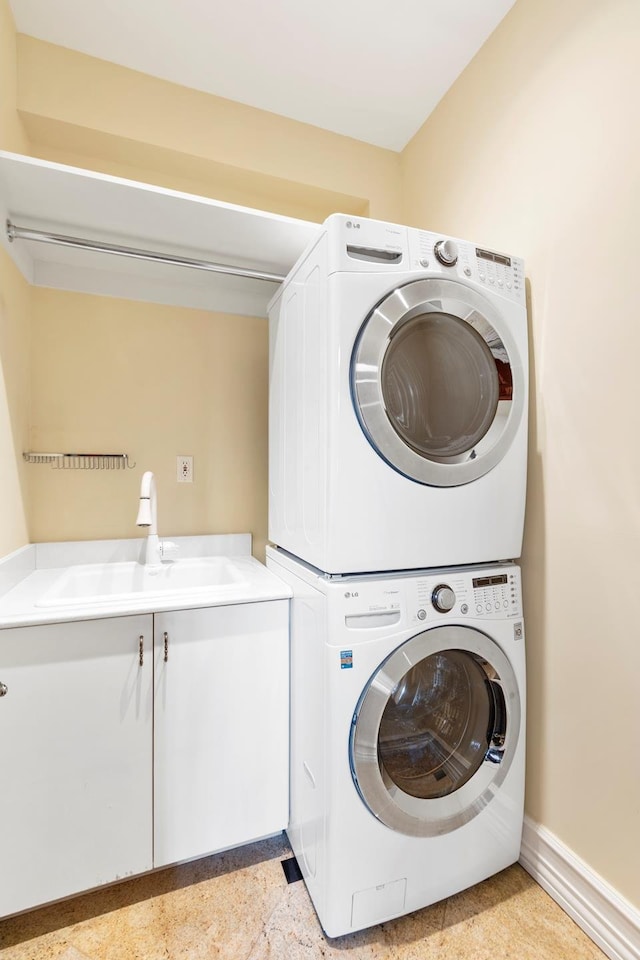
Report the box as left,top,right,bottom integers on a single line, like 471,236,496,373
153,601,289,867
0,615,153,917
0,599,289,916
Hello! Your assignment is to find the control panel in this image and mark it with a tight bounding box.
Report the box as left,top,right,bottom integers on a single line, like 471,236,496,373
322,217,525,304
406,227,525,305
470,572,518,615
409,567,521,625
336,565,522,633
471,247,524,301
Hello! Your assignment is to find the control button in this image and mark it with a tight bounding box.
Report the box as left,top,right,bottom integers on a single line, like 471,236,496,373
434,239,458,267
417,608,427,620
485,603,492,611
419,257,429,268
488,277,495,284
503,601,508,608
506,281,512,289
495,602,500,610
463,267,472,277
497,279,504,287
460,603,468,614
432,584,456,613
479,272,486,281
476,604,482,613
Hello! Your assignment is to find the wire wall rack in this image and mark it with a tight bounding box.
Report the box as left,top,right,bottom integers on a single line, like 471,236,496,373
23,452,135,470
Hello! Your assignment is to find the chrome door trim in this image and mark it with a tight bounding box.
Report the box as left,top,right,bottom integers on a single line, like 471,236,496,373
351,278,525,486
349,625,521,837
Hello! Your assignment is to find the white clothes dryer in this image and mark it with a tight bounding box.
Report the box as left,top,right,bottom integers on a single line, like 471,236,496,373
268,214,528,574
267,546,526,938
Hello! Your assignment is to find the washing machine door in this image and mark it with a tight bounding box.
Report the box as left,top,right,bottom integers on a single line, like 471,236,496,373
351,278,525,486
349,624,521,837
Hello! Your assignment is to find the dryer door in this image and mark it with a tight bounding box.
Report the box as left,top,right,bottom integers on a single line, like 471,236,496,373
351,278,525,486
349,625,521,837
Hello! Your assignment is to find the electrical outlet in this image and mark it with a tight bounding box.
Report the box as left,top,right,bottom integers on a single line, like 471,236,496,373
177,456,193,483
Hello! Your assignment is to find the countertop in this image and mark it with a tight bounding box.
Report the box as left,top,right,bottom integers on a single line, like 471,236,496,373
0,534,291,628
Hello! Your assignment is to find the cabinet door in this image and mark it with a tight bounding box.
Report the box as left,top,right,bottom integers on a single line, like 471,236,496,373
154,601,289,867
0,615,153,917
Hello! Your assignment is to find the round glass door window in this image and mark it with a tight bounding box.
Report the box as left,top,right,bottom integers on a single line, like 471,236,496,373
350,626,521,837
378,649,496,799
382,313,499,459
351,278,524,486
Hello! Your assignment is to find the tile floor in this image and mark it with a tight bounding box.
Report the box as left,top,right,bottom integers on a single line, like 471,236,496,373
0,834,607,960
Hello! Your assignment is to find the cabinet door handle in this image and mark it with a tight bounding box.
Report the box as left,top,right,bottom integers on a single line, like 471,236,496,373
163,631,169,663
0,681,7,697
139,635,144,666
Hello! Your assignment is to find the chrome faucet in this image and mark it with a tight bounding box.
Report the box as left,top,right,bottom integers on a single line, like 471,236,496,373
136,471,163,566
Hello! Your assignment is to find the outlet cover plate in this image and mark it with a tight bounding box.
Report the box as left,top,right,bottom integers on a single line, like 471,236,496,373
177,456,193,483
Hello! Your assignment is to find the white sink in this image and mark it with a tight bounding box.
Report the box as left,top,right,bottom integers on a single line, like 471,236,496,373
37,557,248,607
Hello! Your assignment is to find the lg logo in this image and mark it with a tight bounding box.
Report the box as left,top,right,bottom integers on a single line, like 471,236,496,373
345,221,361,230
344,591,360,599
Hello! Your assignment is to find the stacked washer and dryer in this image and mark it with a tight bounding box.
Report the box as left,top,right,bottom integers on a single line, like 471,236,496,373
266,214,528,937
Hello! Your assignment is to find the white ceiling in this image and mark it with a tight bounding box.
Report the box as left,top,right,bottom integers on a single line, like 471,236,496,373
9,0,515,151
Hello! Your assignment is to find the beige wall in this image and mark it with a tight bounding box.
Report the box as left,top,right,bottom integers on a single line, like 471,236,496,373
402,0,640,908
29,290,270,558
16,35,401,222
0,0,28,154
0,0,31,558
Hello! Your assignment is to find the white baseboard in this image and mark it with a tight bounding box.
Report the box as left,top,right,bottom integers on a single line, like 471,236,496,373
520,816,640,960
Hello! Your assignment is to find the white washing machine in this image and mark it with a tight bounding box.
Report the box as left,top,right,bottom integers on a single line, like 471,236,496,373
267,546,526,938
268,213,528,574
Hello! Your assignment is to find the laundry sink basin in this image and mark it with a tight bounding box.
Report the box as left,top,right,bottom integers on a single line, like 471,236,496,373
36,557,248,607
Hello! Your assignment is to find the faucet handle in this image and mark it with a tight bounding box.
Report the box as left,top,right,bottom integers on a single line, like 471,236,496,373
159,540,179,561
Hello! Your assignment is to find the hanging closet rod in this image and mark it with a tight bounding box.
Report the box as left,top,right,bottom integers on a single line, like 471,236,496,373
6,220,286,284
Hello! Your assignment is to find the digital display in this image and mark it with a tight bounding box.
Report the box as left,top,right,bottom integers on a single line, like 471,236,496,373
476,247,512,267
472,575,509,588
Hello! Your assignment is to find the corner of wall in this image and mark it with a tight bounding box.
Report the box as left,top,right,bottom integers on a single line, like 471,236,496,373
0,0,30,154
0,247,31,556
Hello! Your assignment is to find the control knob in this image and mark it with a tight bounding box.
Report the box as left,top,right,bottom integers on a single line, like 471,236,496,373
434,239,458,266
432,584,456,613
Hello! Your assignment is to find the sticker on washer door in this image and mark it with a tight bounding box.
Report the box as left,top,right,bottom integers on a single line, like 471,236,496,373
340,649,353,669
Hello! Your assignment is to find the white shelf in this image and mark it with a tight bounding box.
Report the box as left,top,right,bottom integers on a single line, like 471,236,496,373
0,151,321,316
